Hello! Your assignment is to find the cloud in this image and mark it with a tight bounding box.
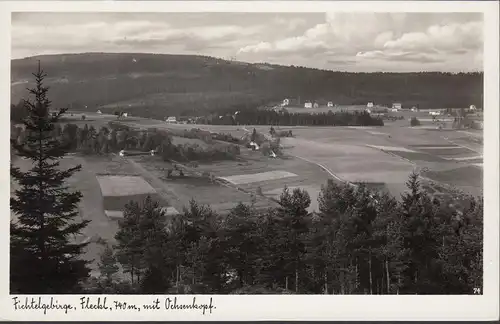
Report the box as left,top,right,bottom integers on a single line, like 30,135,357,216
12,12,483,72
236,12,483,71
273,17,307,32
237,36,328,57
383,21,482,52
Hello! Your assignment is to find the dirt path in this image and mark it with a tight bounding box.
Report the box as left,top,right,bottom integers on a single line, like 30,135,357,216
125,157,185,213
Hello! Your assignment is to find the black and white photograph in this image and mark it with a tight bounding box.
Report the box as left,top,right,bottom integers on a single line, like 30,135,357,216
3,0,499,320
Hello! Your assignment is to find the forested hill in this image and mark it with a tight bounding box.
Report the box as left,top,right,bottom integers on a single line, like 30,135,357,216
11,53,483,119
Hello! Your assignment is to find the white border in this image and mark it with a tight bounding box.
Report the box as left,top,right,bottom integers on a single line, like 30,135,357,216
1,1,498,321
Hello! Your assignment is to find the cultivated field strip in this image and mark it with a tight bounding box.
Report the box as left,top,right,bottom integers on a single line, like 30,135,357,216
219,170,298,185
96,175,157,196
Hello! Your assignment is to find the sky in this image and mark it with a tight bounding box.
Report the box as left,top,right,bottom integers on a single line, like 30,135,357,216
11,12,483,72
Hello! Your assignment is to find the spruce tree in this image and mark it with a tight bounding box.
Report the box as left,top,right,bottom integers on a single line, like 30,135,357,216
98,244,119,284
275,187,311,292
10,63,90,293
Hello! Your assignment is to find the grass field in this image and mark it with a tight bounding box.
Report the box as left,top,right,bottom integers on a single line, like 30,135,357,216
96,175,157,196
130,155,274,214
423,166,483,189
10,155,121,275
219,170,298,185
170,136,209,148
385,150,448,163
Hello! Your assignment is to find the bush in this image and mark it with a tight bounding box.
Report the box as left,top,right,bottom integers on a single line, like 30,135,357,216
81,115,86,120
410,117,421,127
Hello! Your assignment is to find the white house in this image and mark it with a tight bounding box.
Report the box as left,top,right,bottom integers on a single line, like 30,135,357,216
327,102,334,108
249,141,260,151
165,116,177,123
392,103,402,110
469,104,477,111
96,110,102,114
122,112,128,118
282,98,290,106
304,102,313,109
367,102,374,108
411,106,418,112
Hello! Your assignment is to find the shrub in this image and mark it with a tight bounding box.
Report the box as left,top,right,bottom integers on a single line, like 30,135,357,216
410,117,421,127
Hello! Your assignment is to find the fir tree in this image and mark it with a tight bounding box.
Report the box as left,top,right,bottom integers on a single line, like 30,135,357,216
275,187,311,292
98,244,119,284
224,202,259,288
137,196,170,293
251,128,257,142
114,200,143,284
10,63,91,293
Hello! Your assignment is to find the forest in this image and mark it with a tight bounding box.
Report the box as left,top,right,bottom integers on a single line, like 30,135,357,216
10,121,241,163
85,175,483,295
10,64,483,296
11,99,385,127
200,109,384,126
11,53,483,119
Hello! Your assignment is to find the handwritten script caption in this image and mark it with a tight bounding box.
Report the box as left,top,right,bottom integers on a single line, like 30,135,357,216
12,296,216,315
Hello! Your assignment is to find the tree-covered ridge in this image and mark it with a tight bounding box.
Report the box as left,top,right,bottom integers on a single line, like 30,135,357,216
89,173,482,295
11,53,483,119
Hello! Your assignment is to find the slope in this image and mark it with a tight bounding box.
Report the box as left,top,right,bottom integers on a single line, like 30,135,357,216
11,53,483,119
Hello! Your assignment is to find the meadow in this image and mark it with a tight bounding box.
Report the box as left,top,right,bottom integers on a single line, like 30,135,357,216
11,111,483,276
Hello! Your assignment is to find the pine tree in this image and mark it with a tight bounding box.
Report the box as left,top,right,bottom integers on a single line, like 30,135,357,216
275,187,311,293
98,244,119,284
10,63,91,293
114,196,170,293
251,128,257,142
114,200,143,284
400,172,440,293
137,196,169,293
224,202,260,288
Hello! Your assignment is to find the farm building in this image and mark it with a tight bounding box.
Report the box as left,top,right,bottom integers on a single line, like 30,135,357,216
392,103,402,110
282,98,290,106
327,102,334,107
304,102,313,109
165,116,177,123
367,102,374,108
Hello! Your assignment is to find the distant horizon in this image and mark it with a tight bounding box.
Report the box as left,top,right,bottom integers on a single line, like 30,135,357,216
12,12,483,73
11,51,484,74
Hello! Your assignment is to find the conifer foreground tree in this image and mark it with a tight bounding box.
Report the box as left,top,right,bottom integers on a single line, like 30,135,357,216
10,62,91,293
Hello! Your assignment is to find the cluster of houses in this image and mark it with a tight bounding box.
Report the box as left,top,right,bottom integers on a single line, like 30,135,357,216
365,102,480,116
277,98,480,115
280,98,335,109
